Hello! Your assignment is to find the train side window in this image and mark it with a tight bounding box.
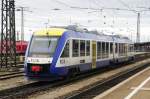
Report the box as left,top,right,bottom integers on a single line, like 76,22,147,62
115,43,118,53
124,44,126,55
97,42,101,59
80,40,85,56
106,42,109,57
61,40,69,57
119,43,123,55
125,44,128,54
86,41,90,56
123,43,125,55
129,44,131,52
110,43,113,54
72,40,79,57
132,44,134,52
119,43,121,55
102,42,105,58
122,44,124,55
130,44,134,52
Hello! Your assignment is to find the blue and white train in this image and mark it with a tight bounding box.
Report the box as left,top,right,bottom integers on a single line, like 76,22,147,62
24,27,134,80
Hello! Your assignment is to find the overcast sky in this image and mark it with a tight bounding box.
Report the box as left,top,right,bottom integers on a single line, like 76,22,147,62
1,0,150,42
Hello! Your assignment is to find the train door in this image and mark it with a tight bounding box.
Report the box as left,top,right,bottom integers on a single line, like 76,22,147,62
92,41,96,69
125,43,128,57
124,43,129,61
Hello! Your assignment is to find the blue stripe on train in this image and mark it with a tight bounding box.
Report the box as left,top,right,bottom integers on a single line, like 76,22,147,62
50,31,69,76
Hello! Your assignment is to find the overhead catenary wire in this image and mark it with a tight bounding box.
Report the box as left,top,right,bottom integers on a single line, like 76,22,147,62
52,0,71,7
67,0,150,43
13,0,150,42
117,0,137,13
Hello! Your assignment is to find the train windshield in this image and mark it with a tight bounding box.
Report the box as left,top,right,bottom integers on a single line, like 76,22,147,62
28,36,59,57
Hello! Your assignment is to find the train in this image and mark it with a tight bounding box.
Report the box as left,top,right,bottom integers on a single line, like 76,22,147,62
24,27,134,81
16,41,28,55
0,40,28,55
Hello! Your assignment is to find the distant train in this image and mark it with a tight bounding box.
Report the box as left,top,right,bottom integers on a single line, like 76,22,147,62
16,41,28,55
0,40,28,55
24,27,134,81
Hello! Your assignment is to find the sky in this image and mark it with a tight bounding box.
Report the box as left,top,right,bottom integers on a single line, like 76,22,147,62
1,0,150,42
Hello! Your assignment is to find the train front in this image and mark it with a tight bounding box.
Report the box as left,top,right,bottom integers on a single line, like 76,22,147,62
24,28,65,81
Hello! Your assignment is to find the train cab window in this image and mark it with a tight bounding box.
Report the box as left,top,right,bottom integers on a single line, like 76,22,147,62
28,36,59,57
86,41,90,56
97,42,101,59
80,40,85,56
72,40,79,57
61,41,69,57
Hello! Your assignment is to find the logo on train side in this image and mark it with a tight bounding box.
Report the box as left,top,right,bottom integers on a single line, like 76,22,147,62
60,60,65,64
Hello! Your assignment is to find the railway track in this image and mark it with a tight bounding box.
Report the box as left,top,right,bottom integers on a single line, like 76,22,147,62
0,64,128,99
0,63,24,80
0,62,24,68
0,53,149,99
66,63,150,99
0,71,24,80
0,58,149,99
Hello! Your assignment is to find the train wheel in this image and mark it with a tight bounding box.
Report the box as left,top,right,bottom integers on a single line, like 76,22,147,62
66,67,80,79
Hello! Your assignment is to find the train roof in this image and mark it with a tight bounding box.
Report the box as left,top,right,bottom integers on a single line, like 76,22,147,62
63,31,132,43
33,27,132,43
34,28,66,36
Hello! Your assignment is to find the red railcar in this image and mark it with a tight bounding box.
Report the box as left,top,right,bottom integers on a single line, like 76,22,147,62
16,41,28,55
0,40,28,55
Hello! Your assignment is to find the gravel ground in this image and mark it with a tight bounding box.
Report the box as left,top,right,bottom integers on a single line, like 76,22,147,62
27,59,150,99
0,71,13,75
0,76,33,91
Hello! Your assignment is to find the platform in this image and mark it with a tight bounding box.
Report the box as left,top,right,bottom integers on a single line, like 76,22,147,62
94,66,150,99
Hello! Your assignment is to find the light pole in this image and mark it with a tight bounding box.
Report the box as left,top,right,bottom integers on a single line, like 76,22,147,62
16,7,32,41
16,7,25,41
136,12,140,42
44,19,50,29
